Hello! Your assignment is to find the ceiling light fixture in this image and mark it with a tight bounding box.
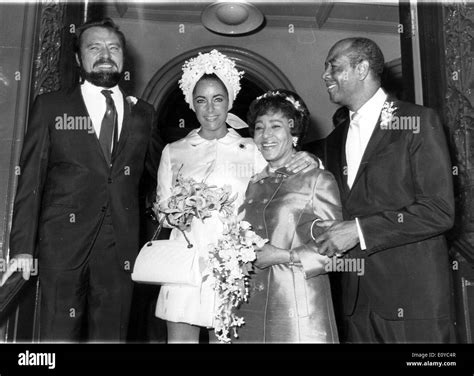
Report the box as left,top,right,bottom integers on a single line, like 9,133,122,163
201,1,265,36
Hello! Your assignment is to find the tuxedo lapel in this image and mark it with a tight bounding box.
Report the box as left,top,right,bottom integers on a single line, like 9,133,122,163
69,86,110,168
327,116,351,201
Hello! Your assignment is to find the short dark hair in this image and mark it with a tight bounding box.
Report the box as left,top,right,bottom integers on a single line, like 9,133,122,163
247,89,309,150
338,37,385,81
74,18,126,54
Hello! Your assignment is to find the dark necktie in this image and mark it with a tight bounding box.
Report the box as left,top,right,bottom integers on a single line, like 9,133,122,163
99,89,118,164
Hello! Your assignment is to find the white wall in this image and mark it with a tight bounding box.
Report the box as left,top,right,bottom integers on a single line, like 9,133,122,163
115,19,401,140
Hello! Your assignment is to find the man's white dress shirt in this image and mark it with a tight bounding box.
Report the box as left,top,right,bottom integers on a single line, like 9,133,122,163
80,80,124,140
345,87,387,250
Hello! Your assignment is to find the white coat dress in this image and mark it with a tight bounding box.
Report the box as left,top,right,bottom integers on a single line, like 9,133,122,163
155,128,266,327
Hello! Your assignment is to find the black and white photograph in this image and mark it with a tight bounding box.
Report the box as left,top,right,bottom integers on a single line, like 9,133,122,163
0,0,472,373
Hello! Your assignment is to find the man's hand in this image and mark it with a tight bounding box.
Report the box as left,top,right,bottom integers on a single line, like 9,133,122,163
285,151,319,174
0,254,33,286
313,220,360,257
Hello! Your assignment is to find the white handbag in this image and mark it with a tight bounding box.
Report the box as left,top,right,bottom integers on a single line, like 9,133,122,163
131,221,201,287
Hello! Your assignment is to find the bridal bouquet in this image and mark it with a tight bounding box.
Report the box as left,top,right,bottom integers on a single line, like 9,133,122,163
153,167,237,246
208,216,268,343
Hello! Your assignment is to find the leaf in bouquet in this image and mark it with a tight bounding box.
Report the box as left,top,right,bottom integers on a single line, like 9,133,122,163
226,193,238,206
217,189,230,204
219,205,235,218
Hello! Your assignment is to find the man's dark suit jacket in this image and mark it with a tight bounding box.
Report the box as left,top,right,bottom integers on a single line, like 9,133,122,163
9,85,162,272
321,97,454,321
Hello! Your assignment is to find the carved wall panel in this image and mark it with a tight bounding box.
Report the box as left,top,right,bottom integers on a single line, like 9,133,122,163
34,0,65,97
444,2,474,259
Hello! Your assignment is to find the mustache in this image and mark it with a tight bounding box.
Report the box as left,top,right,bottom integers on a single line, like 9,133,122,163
93,59,118,69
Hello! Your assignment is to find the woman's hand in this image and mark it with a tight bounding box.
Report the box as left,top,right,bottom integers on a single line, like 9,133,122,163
166,214,193,232
254,244,290,269
285,151,320,174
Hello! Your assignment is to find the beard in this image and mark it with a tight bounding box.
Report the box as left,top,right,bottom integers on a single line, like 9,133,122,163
79,58,123,88
81,68,122,88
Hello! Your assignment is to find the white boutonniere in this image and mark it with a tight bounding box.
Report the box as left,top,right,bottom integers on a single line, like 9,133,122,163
380,101,397,128
126,96,138,107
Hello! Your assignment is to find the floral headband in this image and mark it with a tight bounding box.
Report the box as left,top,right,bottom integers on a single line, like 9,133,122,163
179,49,244,111
255,91,305,114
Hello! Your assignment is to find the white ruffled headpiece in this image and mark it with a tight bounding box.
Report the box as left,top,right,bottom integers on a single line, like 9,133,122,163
179,49,244,112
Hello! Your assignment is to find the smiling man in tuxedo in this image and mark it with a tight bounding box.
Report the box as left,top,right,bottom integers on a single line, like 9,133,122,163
314,37,455,343
2,18,163,341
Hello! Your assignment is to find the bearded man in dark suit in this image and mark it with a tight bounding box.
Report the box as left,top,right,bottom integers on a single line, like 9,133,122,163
2,18,163,341
313,37,455,343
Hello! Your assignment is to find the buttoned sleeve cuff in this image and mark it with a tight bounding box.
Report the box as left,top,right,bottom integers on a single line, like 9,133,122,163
355,217,367,250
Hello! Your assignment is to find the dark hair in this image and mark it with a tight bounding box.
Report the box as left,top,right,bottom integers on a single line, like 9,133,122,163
338,37,385,81
74,18,126,54
192,73,228,97
247,89,309,150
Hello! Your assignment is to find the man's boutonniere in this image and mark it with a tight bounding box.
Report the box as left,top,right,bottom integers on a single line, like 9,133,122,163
380,101,397,128
126,96,138,110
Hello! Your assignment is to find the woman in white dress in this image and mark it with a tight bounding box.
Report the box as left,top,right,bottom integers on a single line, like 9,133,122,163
155,50,316,343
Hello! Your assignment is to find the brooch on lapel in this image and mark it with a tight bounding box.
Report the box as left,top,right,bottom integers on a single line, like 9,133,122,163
126,96,138,111
380,101,398,129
